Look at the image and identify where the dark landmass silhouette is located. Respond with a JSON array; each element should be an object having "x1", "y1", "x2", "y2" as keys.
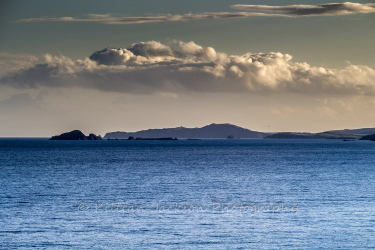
[
  {"x1": 265, "y1": 133, "x2": 314, "y2": 139},
  {"x1": 314, "y1": 131, "x2": 363, "y2": 139},
  {"x1": 104, "y1": 123, "x2": 265, "y2": 139},
  {"x1": 265, "y1": 131, "x2": 368, "y2": 139},
  {"x1": 108, "y1": 136, "x2": 177, "y2": 141},
  {"x1": 104, "y1": 124, "x2": 375, "y2": 140},
  {"x1": 50, "y1": 124, "x2": 375, "y2": 140},
  {"x1": 359, "y1": 134, "x2": 375, "y2": 141},
  {"x1": 50, "y1": 130, "x2": 102, "y2": 140},
  {"x1": 325, "y1": 127, "x2": 375, "y2": 135}
]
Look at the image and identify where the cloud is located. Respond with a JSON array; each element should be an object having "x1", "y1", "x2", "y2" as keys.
[
  {"x1": 17, "y1": 12, "x2": 291, "y2": 25},
  {"x1": 0, "y1": 93, "x2": 46, "y2": 110},
  {"x1": 1, "y1": 41, "x2": 374, "y2": 95},
  {"x1": 0, "y1": 53, "x2": 39, "y2": 77},
  {"x1": 0, "y1": 93, "x2": 33, "y2": 107},
  {"x1": 16, "y1": 2, "x2": 375, "y2": 25},
  {"x1": 231, "y1": 2, "x2": 375, "y2": 16}
]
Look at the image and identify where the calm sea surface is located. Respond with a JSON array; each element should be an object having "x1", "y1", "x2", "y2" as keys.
[{"x1": 1, "y1": 139, "x2": 375, "y2": 249}]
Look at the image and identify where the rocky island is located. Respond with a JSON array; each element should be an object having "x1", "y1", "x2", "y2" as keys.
[{"x1": 50, "y1": 130, "x2": 102, "y2": 140}]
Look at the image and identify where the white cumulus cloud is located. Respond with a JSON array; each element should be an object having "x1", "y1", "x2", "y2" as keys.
[{"x1": 1, "y1": 41, "x2": 374, "y2": 95}]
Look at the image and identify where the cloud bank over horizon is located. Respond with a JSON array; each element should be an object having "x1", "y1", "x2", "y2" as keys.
[
  {"x1": 17, "y1": 2, "x2": 375, "y2": 25},
  {"x1": 232, "y1": 2, "x2": 375, "y2": 16},
  {"x1": 1, "y1": 41, "x2": 375, "y2": 96},
  {"x1": 17, "y1": 12, "x2": 291, "y2": 25}
]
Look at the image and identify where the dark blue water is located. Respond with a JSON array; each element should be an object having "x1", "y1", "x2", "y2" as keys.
[{"x1": 1, "y1": 139, "x2": 375, "y2": 249}]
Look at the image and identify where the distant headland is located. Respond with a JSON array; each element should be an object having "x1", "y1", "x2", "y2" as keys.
[
  {"x1": 104, "y1": 123, "x2": 375, "y2": 140},
  {"x1": 104, "y1": 123, "x2": 264, "y2": 139},
  {"x1": 49, "y1": 123, "x2": 375, "y2": 141}
]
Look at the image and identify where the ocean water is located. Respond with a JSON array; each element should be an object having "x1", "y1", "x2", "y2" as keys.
[{"x1": 1, "y1": 138, "x2": 375, "y2": 249}]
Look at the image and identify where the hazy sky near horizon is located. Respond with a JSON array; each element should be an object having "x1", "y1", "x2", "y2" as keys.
[{"x1": 1, "y1": 0, "x2": 375, "y2": 136}]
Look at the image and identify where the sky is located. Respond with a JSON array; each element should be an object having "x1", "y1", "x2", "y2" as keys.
[{"x1": 0, "y1": 0, "x2": 375, "y2": 137}]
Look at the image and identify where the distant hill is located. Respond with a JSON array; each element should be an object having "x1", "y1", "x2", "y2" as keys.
[
  {"x1": 104, "y1": 123, "x2": 265, "y2": 139},
  {"x1": 359, "y1": 134, "x2": 375, "y2": 141},
  {"x1": 265, "y1": 128, "x2": 375, "y2": 139},
  {"x1": 323, "y1": 128, "x2": 375, "y2": 136},
  {"x1": 104, "y1": 124, "x2": 375, "y2": 140},
  {"x1": 314, "y1": 132, "x2": 362, "y2": 139},
  {"x1": 313, "y1": 127, "x2": 375, "y2": 139},
  {"x1": 265, "y1": 132, "x2": 365, "y2": 139}
]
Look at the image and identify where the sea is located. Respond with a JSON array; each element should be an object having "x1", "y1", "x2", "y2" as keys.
[{"x1": 1, "y1": 138, "x2": 375, "y2": 249}]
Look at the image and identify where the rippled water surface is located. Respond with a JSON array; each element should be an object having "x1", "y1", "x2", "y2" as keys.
[{"x1": 1, "y1": 139, "x2": 375, "y2": 249}]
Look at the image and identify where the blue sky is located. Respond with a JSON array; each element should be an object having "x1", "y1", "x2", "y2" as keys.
[{"x1": 0, "y1": 0, "x2": 375, "y2": 136}]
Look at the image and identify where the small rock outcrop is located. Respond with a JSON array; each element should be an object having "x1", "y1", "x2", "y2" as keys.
[
  {"x1": 50, "y1": 130, "x2": 102, "y2": 140},
  {"x1": 86, "y1": 133, "x2": 102, "y2": 140}
]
